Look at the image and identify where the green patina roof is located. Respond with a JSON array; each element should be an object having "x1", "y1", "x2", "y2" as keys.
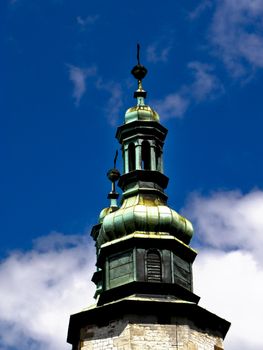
[{"x1": 97, "y1": 194, "x2": 193, "y2": 247}]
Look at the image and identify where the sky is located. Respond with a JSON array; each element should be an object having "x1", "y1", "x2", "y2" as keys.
[{"x1": 1, "y1": 0, "x2": 263, "y2": 349}]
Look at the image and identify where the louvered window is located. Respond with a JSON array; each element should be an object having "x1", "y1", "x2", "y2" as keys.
[{"x1": 146, "y1": 250, "x2": 162, "y2": 282}]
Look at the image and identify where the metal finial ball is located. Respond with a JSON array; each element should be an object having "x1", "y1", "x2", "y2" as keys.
[
  {"x1": 107, "y1": 168, "x2": 120, "y2": 182},
  {"x1": 131, "y1": 64, "x2": 148, "y2": 81}
]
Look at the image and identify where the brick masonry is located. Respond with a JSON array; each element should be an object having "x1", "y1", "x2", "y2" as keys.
[{"x1": 79, "y1": 317, "x2": 224, "y2": 350}]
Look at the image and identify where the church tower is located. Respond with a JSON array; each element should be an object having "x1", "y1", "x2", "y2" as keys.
[{"x1": 67, "y1": 48, "x2": 230, "y2": 350}]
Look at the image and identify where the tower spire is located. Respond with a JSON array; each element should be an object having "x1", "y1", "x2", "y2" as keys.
[{"x1": 67, "y1": 48, "x2": 230, "y2": 350}]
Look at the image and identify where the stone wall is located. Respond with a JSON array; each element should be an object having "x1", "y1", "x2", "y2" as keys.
[{"x1": 79, "y1": 317, "x2": 224, "y2": 350}]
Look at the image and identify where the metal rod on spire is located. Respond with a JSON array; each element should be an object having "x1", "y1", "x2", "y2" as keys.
[
  {"x1": 137, "y1": 43, "x2": 140, "y2": 65},
  {"x1": 113, "y1": 150, "x2": 118, "y2": 169},
  {"x1": 107, "y1": 153, "x2": 120, "y2": 208}
]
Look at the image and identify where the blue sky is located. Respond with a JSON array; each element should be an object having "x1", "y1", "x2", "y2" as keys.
[{"x1": 1, "y1": 1, "x2": 263, "y2": 349}]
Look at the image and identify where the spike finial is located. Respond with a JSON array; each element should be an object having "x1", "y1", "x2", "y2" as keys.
[
  {"x1": 113, "y1": 150, "x2": 118, "y2": 169},
  {"x1": 131, "y1": 44, "x2": 148, "y2": 100},
  {"x1": 106, "y1": 151, "x2": 120, "y2": 208},
  {"x1": 137, "y1": 43, "x2": 140, "y2": 65}
]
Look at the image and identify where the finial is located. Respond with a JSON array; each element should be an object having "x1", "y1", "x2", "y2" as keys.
[
  {"x1": 106, "y1": 150, "x2": 120, "y2": 208},
  {"x1": 131, "y1": 43, "x2": 148, "y2": 100},
  {"x1": 137, "y1": 43, "x2": 141, "y2": 65},
  {"x1": 113, "y1": 149, "x2": 118, "y2": 169},
  {"x1": 131, "y1": 43, "x2": 148, "y2": 81}
]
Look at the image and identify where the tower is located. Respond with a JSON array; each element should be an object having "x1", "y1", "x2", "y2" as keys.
[{"x1": 67, "y1": 49, "x2": 230, "y2": 350}]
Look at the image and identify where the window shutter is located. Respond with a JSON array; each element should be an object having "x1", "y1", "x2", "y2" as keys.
[{"x1": 147, "y1": 250, "x2": 162, "y2": 282}]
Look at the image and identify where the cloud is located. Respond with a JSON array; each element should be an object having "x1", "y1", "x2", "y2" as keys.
[
  {"x1": 96, "y1": 78, "x2": 123, "y2": 126},
  {"x1": 67, "y1": 64, "x2": 97, "y2": 106},
  {"x1": 152, "y1": 92, "x2": 189, "y2": 120},
  {"x1": 187, "y1": 61, "x2": 224, "y2": 101},
  {"x1": 66, "y1": 65, "x2": 122, "y2": 124},
  {"x1": 151, "y1": 61, "x2": 223, "y2": 119},
  {"x1": 209, "y1": 0, "x2": 263, "y2": 77},
  {"x1": 1, "y1": 190, "x2": 263, "y2": 349},
  {"x1": 184, "y1": 189, "x2": 263, "y2": 349},
  {"x1": 146, "y1": 40, "x2": 172, "y2": 63},
  {"x1": 194, "y1": 248, "x2": 263, "y2": 350},
  {"x1": 76, "y1": 15, "x2": 100, "y2": 30},
  {"x1": 188, "y1": 0, "x2": 212, "y2": 20},
  {"x1": 0, "y1": 232, "x2": 96, "y2": 350},
  {"x1": 184, "y1": 189, "x2": 263, "y2": 263}
]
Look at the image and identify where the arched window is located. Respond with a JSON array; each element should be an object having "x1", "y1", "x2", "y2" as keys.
[
  {"x1": 128, "y1": 143, "x2": 135, "y2": 171},
  {"x1": 146, "y1": 249, "x2": 162, "y2": 282},
  {"x1": 141, "y1": 141, "x2": 151, "y2": 170}
]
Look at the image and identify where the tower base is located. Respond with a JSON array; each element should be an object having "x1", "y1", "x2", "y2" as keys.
[{"x1": 67, "y1": 296, "x2": 230, "y2": 350}]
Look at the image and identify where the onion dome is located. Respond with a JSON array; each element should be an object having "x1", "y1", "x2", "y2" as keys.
[
  {"x1": 97, "y1": 194, "x2": 193, "y2": 247},
  {"x1": 125, "y1": 103, "x2": 160, "y2": 124},
  {"x1": 99, "y1": 206, "x2": 116, "y2": 224}
]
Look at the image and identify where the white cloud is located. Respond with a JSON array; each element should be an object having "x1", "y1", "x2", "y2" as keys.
[
  {"x1": 188, "y1": 0, "x2": 212, "y2": 20},
  {"x1": 1, "y1": 190, "x2": 263, "y2": 349},
  {"x1": 76, "y1": 15, "x2": 100, "y2": 30},
  {"x1": 151, "y1": 61, "x2": 222, "y2": 119},
  {"x1": 0, "y1": 232, "x2": 96, "y2": 350},
  {"x1": 210, "y1": 0, "x2": 263, "y2": 77},
  {"x1": 184, "y1": 189, "x2": 263, "y2": 349},
  {"x1": 188, "y1": 61, "x2": 224, "y2": 101},
  {"x1": 146, "y1": 41, "x2": 172, "y2": 63},
  {"x1": 66, "y1": 65, "x2": 122, "y2": 124},
  {"x1": 96, "y1": 78, "x2": 123, "y2": 126},
  {"x1": 67, "y1": 65, "x2": 97, "y2": 106},
  {"x1": 195, "y1": 249, "x2": 263, "y2": 350},
  {"x1": 184, "y1": 189, "x2": 263, "y2": 263},
  {"x1": 152, "y1": 92, "x2": 189, "y2": 120}
]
